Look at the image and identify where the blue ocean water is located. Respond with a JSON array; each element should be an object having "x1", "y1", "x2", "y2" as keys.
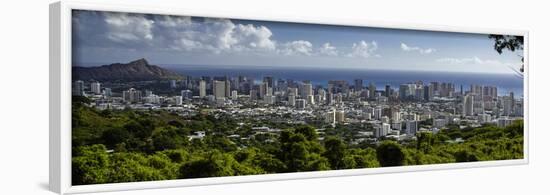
[{"x1": 165, "y1": 64, "x2": 524, "y2": 97}]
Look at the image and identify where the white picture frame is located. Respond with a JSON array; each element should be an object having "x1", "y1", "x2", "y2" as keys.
[{"x1": 50, "y1": 1, "x2": 529, "y2": 194}]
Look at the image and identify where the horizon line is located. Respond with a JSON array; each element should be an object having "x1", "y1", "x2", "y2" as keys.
[{"x1": 73, "y1": 61, "x2": 522, "y2": 76}]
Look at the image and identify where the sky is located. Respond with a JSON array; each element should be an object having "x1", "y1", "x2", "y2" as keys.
[{"x1": 72, "y1": 10, "x2": 524, "y2": 74}]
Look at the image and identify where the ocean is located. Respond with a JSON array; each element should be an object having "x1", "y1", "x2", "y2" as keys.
[{"x1": 164, "y1": 64, "x2": 524, "y2": 97}]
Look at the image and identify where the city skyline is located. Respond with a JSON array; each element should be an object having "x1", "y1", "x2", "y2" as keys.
[
  {"x1": 69, "y1": 9, "x2": 525, "y2": 186},
  {"x1": 72, "y1": 10, "x2": 524, "y2": 74}
]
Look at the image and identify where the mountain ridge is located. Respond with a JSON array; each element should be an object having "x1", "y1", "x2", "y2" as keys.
[{"x1": 73, "y1": 58, "x2": 184, "y2": 81}]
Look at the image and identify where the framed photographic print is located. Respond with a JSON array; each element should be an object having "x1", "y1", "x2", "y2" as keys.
[{"x1": 50, "y1": 1, "x2": 529, "y2": 194}]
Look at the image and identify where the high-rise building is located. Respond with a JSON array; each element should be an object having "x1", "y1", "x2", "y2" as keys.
[
  {"x1": 462, "y1": 94, "x2": 474, "y2": 116},
  {"x1": 448, "y1": 83, "x2": 456, "y2": 96},
  {"x1": 231, "y1": 90, "x2": 238, "y2": 100},
  {"x1": 73, "y1": 80, "x2": 85, "y2": 96},
  {"x1": 103, "y1": 88, "x2": 112, "y2": 97},
  {"x1": 483, "y1": 85, "x2": 498, "y2": 99},
  {"x1": 225, "y1": 79, "x2": 231, "y2": 97},
  {"x1": 315, "y1": 95, "x2": 324, "y2": 105},
  {"x1": 405, "y1": 120, "x2": 419, "y2": 135},
  {"x1": 143, "y1": 94, "x2": 161, "y2": 104},
  {"x1": 263, "y1": 76, "x2": 274, "y2": 88},
  {"x1": 182, "y1": 77, "x2": 190, "y2": 89},
  {"x1": 423, "y1": 86, "x2": 430, "y2": 101},
  {"x1": 122, "y1": 88, "x2": 142, "y2": 103},
  {"x1": 231, "y1": 77, "x2": 239, "y2": 91},
  {"x1": 250, "y1": 89, "x2": 258, "y2": 100},
  {"x1": 392, "y1": 111, "x2": 401, "y2": 123},
  {"x1": 478, "y1": 114, "x2": 492, "y2": 124},
  {"x1": 373, "y1": 107, "x2": 382, "y2": 120},
  {"x1": 385, "y1": 85, "x2": 391, "y2": 97},
  {"x1": 414, "y1": 86, "x2": 424, "y2": 100},
  {"x1": 328, "y1": 80, "x2": 349, "y2": 94},
  {"x1": 240, "y1": 81, "x2": 251, "y2": 95},
  {"x1": 259, "y1": 83, "x2": 266, "y2": 98},
  {"x1": 318, "y1": 89, "x2": 326, "y2": 102},
  {"x1": 381, "y1": 116, "x2": 390, "y2": 124},
  {"x1": 365, "y1": 107, "x2": 374, "y2": 117},
  {"x1": 399, "y1": 83, "x2": 416, "y2": 100},
  {"x1": 288, "y1": 95, "x2": 296, "y2": 106},
  {"x1": 391, "y1": 122, "x2": 402, "y2": 130},
  {"x1": 181, "y1": 90, "x2": 192, "y2": 100},
  {"x1": 216, "y1": 98, "x2": 225, "y2": 107},
  {"x1": 473, "y1": 94, "x2": 484, "y2": 114},
  {"x1": 325, "y1": 110, "x2": 335, "y2": 124},
  {"x1": 364, "y1": 112, "x2": 372, "y2": 120},
  {"x1": 470, "y1": 84, "x2": 482, "y2": 95},
  {"x1": 237, "y1": 76, "x2": 247, "y2": 92},
  {"x1": 354, "y1": 79, "x2": 363, "y2": 91},
  {"x1": 503, "y1": 96, "x2": 514, "y2": 116},
  {"x1": 301, "y1": 83, "x2": 313, "y2": 98},
  {"x1": 266, "y1": 86, "x2": 273, "y2": 96},
  {"x1": 327, "y1": 93, "x2": 334, "y2": 105},
  {"x1": 515, "y1": 97, "x2": 524, "y2": 116},
  {"x1": 213, "y1": 81, "x2": 226, "y2": 100},
  {"x1": 286, "y1": 79, "x2": 297, "y2": 89},
  {"x1": 288, "y1": 87, "x2": 298, "y2": 96},
  {"x1": 277, "y1": 79, "x2": 287, "y2": 93},
  {"x1": 144, "y1": 90, "x2": 153, "y2": 97},
  {"x1": 264, "y1": 95, "x2": 275, "y2": 104},
  {"x1": 259, "y1": 82, "x2": 268, "y2": 98},
  {"x1": 368, "y1": 83, "x2": 376, "y2": 99},
  {"x1": 296, "y1": 99, "x2": 306, "y2": 109},
  {"x1": 91, "y1": 82, "x2": 101, "y2": 95},
  {"x1": 375, "y1": 123, "x2": 391, "y2": 138},
  {"x1": 334, "y1": 93, "x2": 343, "y2": 104},
  {"x1": 335, "y1": 110, "x2": 345, "y2": 123},
  {"x1": 399, "y1": 84, "x2": 410, "y2": 100},
  {"x1": 306, "y1": 95, "x2": 315, "y2": 105},
  {"x1": 175, "y1": 96, "x2": 183, "y2": 105},
  {"x1": 440, "y1": 83, "x2": 454, "y2": 97},
  {"x1": 428, "y1": 83, "x2": 435, "y2": 100},
  {"x1": 509, "y1": 92, "x2": 515, "y2": 113},
  {"x1": 199, "y1": 80, "x2": 206, "y2": 98}
]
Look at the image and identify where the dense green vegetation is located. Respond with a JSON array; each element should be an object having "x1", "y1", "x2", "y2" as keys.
[{"x1": 72, "y1": 96, "x2": 524, "y2": 185}]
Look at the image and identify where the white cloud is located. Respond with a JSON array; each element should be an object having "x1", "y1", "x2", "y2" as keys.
[
  {"x1": 81, "y1": 12, "x2": 384, "y2": 60},
  {"x1": 318, "y1": 42, "x2": 338, "y2": 56},
  {"x1": 436, "y1": 56, "x2": 504, "y2": 65},
  {"x1": 347, "y1": 41, "x2": 378, "y2": 58},
  {"x1": 104, "y1": 13, "x2": 155, "y2": 43},
  {"x1": 232, "y1": 24, "x2": 277, "y2": 51},
  {"x1": 278, "y1": 40, "x2": 313, "y2": 56},
  {"x1": 159, "y1": 17, "x2": 277, "y2": 53},
  {"x1": 101, "y1": 13, "x2": 278, "y2": 54},
  {"x1": 155, "y1": 15, "x2": 192, "y2": 27},
  {"x1": 400, "y1": 43, "x2": 436, "y2": 54}
]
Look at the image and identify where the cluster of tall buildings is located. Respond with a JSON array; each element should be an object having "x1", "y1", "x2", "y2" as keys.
[
  {"x1": 73, "y1": 78, "x2": 523, "y2": 119},
  {"x1": 73, "y1": 73, "x2": 524, "y2": 144},
  {"x1": 72, "y1": 80, "x2": 111, "y2": 97},
  {"x1": 461, "y1": 84, "x2": 521, "y2": 117},
  {"x1": 399, "y1": 81, "x2": 457, "y2": 101},
  {"x1": 161, "y1": 77, "x2": 401, "y2": 108},
  {"x1": 324, "y1": 109, "x2": 345, "y2": 125},
  {"x1": 122, "y1": 88, "x2": 141, "y2": 103}
]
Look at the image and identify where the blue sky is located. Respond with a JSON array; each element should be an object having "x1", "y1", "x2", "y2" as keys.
[{"x1": 72, "y1": 10, "x2": 523, "y2": 74}]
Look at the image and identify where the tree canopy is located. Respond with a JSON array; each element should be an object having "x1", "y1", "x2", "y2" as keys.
[
  {"x1": 489, "y1": 34, "x2": 525, "y2": 73},
  {"x1": 72, "y1": 102, "x2": 524, "y2": 185}
]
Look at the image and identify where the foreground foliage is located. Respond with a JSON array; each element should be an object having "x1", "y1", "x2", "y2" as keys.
[{"x1": 72, "y1": 97, "x2": 523, "y2": 185}]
